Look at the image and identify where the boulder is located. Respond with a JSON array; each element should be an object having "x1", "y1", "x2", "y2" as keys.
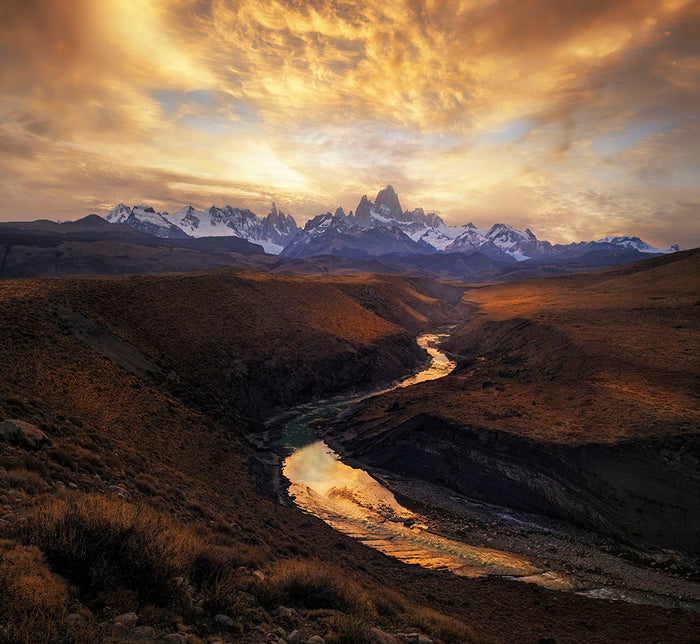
[{"x1": 0, "y1": 420, "x2": 49, "y2": 449}]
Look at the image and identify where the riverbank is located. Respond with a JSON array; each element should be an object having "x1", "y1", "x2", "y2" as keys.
[{"x1": 272, "y1": 333, "x2": 699, "y2": 610}]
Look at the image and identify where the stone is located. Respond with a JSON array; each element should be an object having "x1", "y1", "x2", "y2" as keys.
[
  {"x1": 275, "y1": 627, "x2": 286, "y2": 638},
  {"x1": 370, "y1": 628, "x2": 399, "y2": 644},
  {"x1": 0, "y1": 419, "x2": 49, "y2": 449},
  {"x1": 110, "y1": 622, "x2": 130, "y2": 638},
  {"x1": 132, "y1": 625, "x2": 156, "y2": 639},
  {"x1": 272, "y1": 605, "x2": 293, "y2": 618},
  {"x1": 307, "y1": 637, "x2": 325, "y2": 644},
  {"x1": 286, "y1": 630, "x2": 301, "y2": 644},
  {"x1": 114, "y1": 612, "x2": 139, "y2": 628},
  {"x1": 162, "y1": 635, "x2": 187, "y2": 643},
  {"x1": 214, "y1": 614, "x2": 234, "y2": 629}
]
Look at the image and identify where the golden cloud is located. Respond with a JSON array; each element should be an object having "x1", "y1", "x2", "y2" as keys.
[{"x1": 0, "y1": 0, "x2": 698, "y2": 245}]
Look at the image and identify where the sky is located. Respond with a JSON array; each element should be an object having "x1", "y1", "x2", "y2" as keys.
[{"x1": 1, "y1": 0, "x2": 698, "y2": 247}]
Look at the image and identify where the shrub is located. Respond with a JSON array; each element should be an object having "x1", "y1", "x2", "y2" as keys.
[
  {"x1": 15, "y1": 494, "x2": 197, "y2": 605},
  {"x1": 260, "y1": 559, "x2": 371, "y2": 615},
  {"x1": 0, "y1": 539, "x2": 68, "y2": 643},
  {"x1": 325, "y1": 615, "x2": 375, "y2": 644},
  {"x1": 0, "y1": 468, "x2": 49, "y2": 494},
  {"x1": 410, "y1": 606, "x2": 489, "y2": 644}
]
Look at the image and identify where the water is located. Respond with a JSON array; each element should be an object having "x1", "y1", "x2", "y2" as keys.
[
  {"x1": 280, "y1": 333, "x2": 700, "y2": 609},
  {"x1": 282, "y1": 333, "x2": 538, "y2": 577}
]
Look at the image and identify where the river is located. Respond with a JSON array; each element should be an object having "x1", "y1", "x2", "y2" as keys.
[{"x1": 278, "y1": 333, "x2": 700, "y2": 609}]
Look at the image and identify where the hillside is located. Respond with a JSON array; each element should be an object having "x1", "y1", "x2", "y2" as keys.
[
  {"x1": 1, "y1": 268, "x2": 697, "y2": 643},
  {"x1": 327, "y1": 250, "x2": 700, "y2": 552}
]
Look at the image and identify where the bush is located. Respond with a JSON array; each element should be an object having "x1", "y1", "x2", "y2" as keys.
[
  {"x1": 260, "y1": 559, "x2": 371, "y2": 615},
  {"x1": 325, "y1": 615, "x2": 375, "y2": 644},
  {"x1": 15, "y1": 494, "x2": 197, "y2": 605},
  {"x1": 411, "y1": 606, "x2": 488, "y2": 644},
  {"x1": 0, "y1": 468, "x2": 49, "y2": 494},
  {"x1": 0, "y1": 539, "x2": 68, "y2": 643}
]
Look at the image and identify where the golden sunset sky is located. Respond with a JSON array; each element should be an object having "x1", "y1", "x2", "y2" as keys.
[{"x1": 1, "y1": 0, "x2": 698, "y2": 246}]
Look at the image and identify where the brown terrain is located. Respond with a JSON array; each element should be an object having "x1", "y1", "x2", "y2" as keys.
[
  {"x1": 327, "y1": 249, "x2": 700, "y2": 553},
  {"x1": 0, "y1": 261, "x2": 698, "y2": 643}
]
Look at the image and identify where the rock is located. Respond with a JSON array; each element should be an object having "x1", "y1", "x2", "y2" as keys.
[
  {"x1": 110, "y1": 622, "x2": 130, "y2": 638},
  {"x1": 286, "y1": 630, "x2": 301, "y2": 644},
  {"x1": 132, "y1": 625, "x2": 156, "y2": 639},
  {"x1": 238, "y1": 591, "x2": 256, "y2": 605},
  {"x1": 162, "y1": 635, "x2": 187, "y2": 643},
  {"x1": 370, "y1": 628, "x2": 399, "y2": 644},
  {"x1": 307, "y1": 637, "x2": 325, "y2": 644},
  {"x1": 107, "y1": 484, "x2": 129, "y2": 498},
  {"x1": 175, "y1": 623, "x2": 190, "y2": 633},
  {"x1": 275, "y1": 627, "x2": 286, "y2": 638},
  {"x1": 214, "y1": 614, "x2": 234, "y2": 629},
  {"x1": 114, "y1": 612, "x2": 139, "y2": 628},
  {"x1": 0, "y1": 419, "x2": 49, "y2": 449},
  {"x1": 65, "y1": 613, "x2": 83, "y2": 625},
  {"x1": 272, "y1": 605, "x2": 294, "y2": 617}
]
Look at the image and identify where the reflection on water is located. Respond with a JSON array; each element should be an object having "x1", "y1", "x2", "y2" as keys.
[
  {"x1": 284, "y1": 441, "x2": 538, "y2": 577},
  {"x1": 283, "y1": 333, "x2": 538, "y2": 578}
]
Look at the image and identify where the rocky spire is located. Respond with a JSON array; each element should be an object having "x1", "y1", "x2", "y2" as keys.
[
  {"x1": 375, "y1": 185, "x2": 403, "y2": 217},
  {"x1": 355, "y1": 195, "x2": 372, "y2": 223}
]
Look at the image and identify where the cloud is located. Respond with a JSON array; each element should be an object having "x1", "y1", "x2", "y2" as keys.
[{"x1": 0, "y1": 0, "x2": 698, "y2": 247}]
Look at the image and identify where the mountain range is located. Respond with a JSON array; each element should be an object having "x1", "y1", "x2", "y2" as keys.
[{"x1": 106, "y1": 186, "x2": 678, "y2": 263}]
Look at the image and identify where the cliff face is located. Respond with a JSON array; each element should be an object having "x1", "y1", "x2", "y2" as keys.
[{"x1": 335, "y1": 412, "x2": 700, "y2": 552}]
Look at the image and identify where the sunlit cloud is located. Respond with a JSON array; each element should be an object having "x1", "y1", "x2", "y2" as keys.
[{"x1": 0, "y1": 0, "x2": 698, "y2": 246}]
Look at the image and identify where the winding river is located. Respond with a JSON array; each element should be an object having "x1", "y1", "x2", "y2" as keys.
[{"x1": 279, "y1": 333, "x2": 700, "y2": 609}]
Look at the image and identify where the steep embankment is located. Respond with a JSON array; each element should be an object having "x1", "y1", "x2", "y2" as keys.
[
  {"x1": 330, "y1": 249, "x2": 700, "y2": 552},
  {"x1": 25, "y1": 270, "x2": 463, "y2": 419}
]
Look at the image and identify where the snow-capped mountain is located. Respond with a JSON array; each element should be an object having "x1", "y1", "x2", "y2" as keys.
[
  {"x1": 282, "y1": 186, "x2": 543, "y2": 261},
  {"x1": 283, "y1": 186, "x2": 448, "y2": 258},
  {"x1": 106, "y1": 188, "x2": 679, "y2": 262},
  {"x1": 164, "y1": 202, "x2": 298, "y2": 254},
  {"x1": 593, "y1": 236, "x2": 679, "y2": 255},
  {"x1": 105, "y1": 202, "x2": 299, "y2": 254},
  {"x1": 106, "y1": 204, "x2": 189, "y2": 239},
  {"x1": 283, "y1": 186, "x2": 679, "y2": 262}
]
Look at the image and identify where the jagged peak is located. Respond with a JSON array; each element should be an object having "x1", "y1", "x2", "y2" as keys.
[
  {"x1": 375, "y1": 185, "x2": 402, "y2": 215},
  {"x1": 334, "y1": 207, "x2": 346, "y2": 218},
  {"x1": 355, "y1": 195, "x2": 372, "y2": 222}
]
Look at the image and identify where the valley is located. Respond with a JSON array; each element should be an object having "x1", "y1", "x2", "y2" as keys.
[{"x1": 0, "y1": 252, "x2": 698, "y2": 643}]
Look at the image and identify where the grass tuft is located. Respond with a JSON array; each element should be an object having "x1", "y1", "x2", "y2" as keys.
[
  {"x1": 15, "y1": 494, "x2": 197, "y2": 605},
  {"x1": 259, "y1": 559, "x2": 372, "y2": 615}
]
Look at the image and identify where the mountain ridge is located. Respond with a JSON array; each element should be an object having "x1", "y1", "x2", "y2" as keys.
[{"x1": 96, "y1": 185, "x2": 678, "y2": 261}]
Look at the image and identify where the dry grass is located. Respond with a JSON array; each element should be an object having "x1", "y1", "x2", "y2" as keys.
[
  {"x1": 15, "y1": 494, "x2": 197, "y2": 604},
  {"x1": 325, "y1": 615, "x2": 376, "y2": 644},
  {"x1": 411, "y1": 606, "x2": 494, "y2": 644},
  {"x1": 259, "y1": 559, "x2": 372, "y2": 615},
  {"x1": 0, "y1": 467, "x2": 49, "y2": 494},
  {"x1": 0, "y1": 538, "x2": 100, "y2": 644}
]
